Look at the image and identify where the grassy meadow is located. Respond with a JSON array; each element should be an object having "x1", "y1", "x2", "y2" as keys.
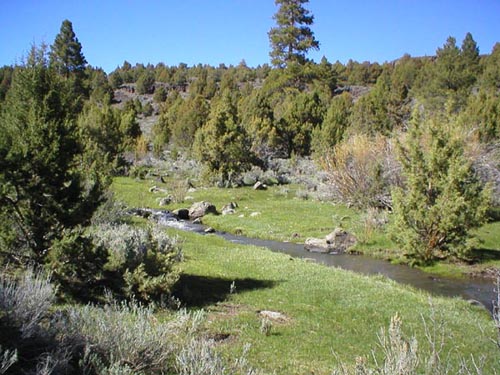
[
  {"x1": 112, "y1": 176, "x2": 500, "y2": 373},
  {"x1": 112, "y1": 176, "x2": 500, "y2": 277}
]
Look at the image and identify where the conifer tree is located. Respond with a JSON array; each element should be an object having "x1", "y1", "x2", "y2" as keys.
[
  {"x1": 390, "y1": 112, "x2": 490, "y2": 264},
  {"x1": 0, "y1": 46, "x2": 105, "y2": 264},
  {"x1": 49, "y1": 19, "x2": 87, "y2": 78},
  {"x1": 193, "y1": 90, "x2": 253, "y2": 183},
  {"x1": 268, "y1": 0, "x2": 319, "y2": 68}
]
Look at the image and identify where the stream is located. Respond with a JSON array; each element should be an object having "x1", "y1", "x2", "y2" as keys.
[{"x1": 144, "y1": 209, "x2": 496, "y2": 311}]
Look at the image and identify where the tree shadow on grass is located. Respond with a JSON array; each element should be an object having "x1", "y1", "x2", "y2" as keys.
[
  {"x1": 470, "y1": 248, "x2": 500, "y2": 264},
  {"x1": 173, "y1": 274, "x2": 278, "y2": 308}
]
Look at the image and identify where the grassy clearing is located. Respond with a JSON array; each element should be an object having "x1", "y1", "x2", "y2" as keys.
[
  {"x1": 112, "y1": 176, "x2": 500, "y2": 277},
  {"x1": 110, "y1": 177, "x2": 500, "y2": 373},
  {"x1": 166, "y1": 228, "x2": 499, "y2": 374}
]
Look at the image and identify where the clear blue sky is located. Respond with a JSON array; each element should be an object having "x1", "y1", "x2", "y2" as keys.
[{"x1": 1, "y1": 0, "x2": 499, "y2": 73}]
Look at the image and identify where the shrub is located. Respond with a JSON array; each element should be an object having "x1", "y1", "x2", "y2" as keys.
[
  {"x1": 90, "y1": 224, "x2": 182, "y2": 301},
  {"x1": 318, "y1": 133, "x2": 402, "y2": 209},
  {"x1": 0, "y1": 268, "x2": 55, "y2": 339},
  {"x1": 66, "y1": 301, "x2": 195, "y2": 374},
  {"x1": 390, "y1": 115, "x2": 491, "y2": 264},
  {"x1": 176, "y1": 340, "x2": 259, "y2": 375}
]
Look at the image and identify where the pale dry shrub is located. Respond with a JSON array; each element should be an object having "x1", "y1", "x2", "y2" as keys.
[
  {"x1": 67, "y1": 302, "x2": 203, "y2": 374},
  {"x1": 169, "y1": 178, "x2": 189, "y2": 203},
  {"x1": 318, "y1": 134, "x2": 402, "y2": 209},
  {"x1": 331, "y1": 309, "x2": 495, "y2": 375},
  {"x1": 0, "y1": 346, "x2": 17, "y2": 374},
  {"x1": 0, "y1": 268, "x2": 55, "y2": 339},
  {"x1": 176, "y1": 340, "x2": 259, "y2": 375}
]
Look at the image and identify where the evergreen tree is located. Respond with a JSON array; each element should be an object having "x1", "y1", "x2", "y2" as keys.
[
  {"x1": 193, "y1": 91, "x2": 253, "y2": 183},
  {"x1": 136, "y1": 70, "x2": 156, "y2": 94},
  {"x1": 276, "y1": 90, "x2": 325, "y2": 156},
  {"x1": 0, "y1": 46, "x2": 105, "y2": 264},
  {"x1": 390, "y1": 112, "x2": 490, "y2": 264},
  {"x1": 49, "y1": 20, "x2": 87, "y2": 77},
  {"x1": 311, "y1": 92, "x2": 353, "y2": 155},
  {"x1": 268, "y1": 0, "x2": 319, "y2": 68},
  {"x1": 481, "y1": 43, "x2": 500, "y2": 90},
  {"x1": 49, "y1": 19, "x2": 88, "y2": 112}
]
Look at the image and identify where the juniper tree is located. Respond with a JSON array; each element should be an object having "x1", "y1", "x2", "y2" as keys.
[
  {"x1": 0, "y1": 46, "x2": 105, "y2": 265},
  {"x1": 390, "y1": 112, "x2": 490, "y2": 264},
  {"x1": 193, "y1": 90, "x2": 253, "y2": 183}
]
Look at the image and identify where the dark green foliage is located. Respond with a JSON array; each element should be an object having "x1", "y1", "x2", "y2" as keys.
[
  {"x1": 240, "y1": 89, "x2": 277, "y2": 162},
  {"x1": 461, "y1": 90, "x2": 500, "y2": 142},
  {"x1": 193, "y1": 91, "x2": 253, "y2": 183},
  {"x1": 480, "y1": 42, "x2": 500, "y2": 90},
  {"x1": 275, "y1": 90, "x2": 325, "y2": 156},
  {"x1": 136, "y1": 70, "x2": 156, "y2": 94},
  {"x1": 172, "y1": 94, "x2": 210, "y2": 148},
  {"x1": 0, "y1": 46, "x2": 106, "y2": 265},
  {"x1": 108, "y1": 70, "x2": 123, "y2": 89},
  {"x1": 153, "y1": 85, "x2": 168, "y2": 103},
  {"x1": 390, "y1": 113, "x2": 491, "y2": 264},
  {"x1": 77, "y1": 101, "x2": 130, "y2": 174},
  {"x1": 311, "y1": 92, "x2": 353, "y2": 155},
  {"x1": 0, "y1": 66, "x2": 13, "y2": 103},
  {"x1": 87, "y1": 67, "x2": 113, "y2": 104},
  {"x1": 49, "y1": 20, "x2": 87, "y2": 77},
  {"x1": 49, "y1": 20, "x2": 88, "y2": 111},
  {"x1": 269, "y1": 0, "x2": 319, "y2": 68}
]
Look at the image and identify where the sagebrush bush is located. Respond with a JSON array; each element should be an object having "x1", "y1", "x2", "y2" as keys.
[
  {"x1": 66, "y1": 301, "x2": 191, "y2": 373},
  {"x1": 318, "y1": 133, "x2": 402, "y2": 209},
  {"x1": 0, "y1": 268, "x2": 55, "y2": 339},
  {"x1": 91, "y1": 223, "x2": 182, "y2": 301},
  {"x1": 176, "y1": 340, "x2": 259, "y2": 375}
]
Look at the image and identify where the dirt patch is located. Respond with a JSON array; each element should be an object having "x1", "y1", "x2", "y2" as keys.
[{"x1": 207, "y1": 302, "x2": 249, "y2": 321}]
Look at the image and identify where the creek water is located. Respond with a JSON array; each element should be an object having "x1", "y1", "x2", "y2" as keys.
[{"x1": 146, "y1": 209, "x2": 496, "y2": 311}]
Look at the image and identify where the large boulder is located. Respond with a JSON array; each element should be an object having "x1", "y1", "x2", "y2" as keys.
[
  {"x1": 253, "y1": 181, "x2": 267, "y2": 190},
  {"x1": 304, "y1": 238, "x2": 332, "y2": 253},
  {"x1": 305, "y1": 228, "x2": 356, "y2": 254},
  {"x1": 325, "y1": 228, "x2": 357, "y2": 254},
  {"x1": 188, "y1": 201, "x2": 217, "y2": 220}
]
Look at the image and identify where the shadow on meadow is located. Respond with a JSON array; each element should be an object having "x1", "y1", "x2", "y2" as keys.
[{"x1": 173, "y1": 274, "x2": 277, "y2": 308}]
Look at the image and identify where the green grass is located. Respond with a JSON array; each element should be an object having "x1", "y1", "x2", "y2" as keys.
[
  {"x1": 111, "y1": 176, "x2": 500, "y2": 278},
  {"x1": 167, "y1": 228, "x2": 499, "y2": 374}
]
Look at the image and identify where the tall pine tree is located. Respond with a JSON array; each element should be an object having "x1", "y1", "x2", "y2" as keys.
[{"x1": 268, "y1": 0, "x2": 319, "y2": 68}]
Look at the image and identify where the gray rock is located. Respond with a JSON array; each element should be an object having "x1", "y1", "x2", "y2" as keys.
[
  {"x1": 304, "y1": 238, "x2": 332, "y2": 253},
  {"x1": 173, "y1": 208, "x2": 189, "y2": 220},
  {"x1": 221, "y1": 202, "x2": 238, "y2": 215},
  {"x1": 325, "y1": 228, "x2": 357, "y2": 253},
  {"x1": 188, "y1": 201, "x2": 217, "y2": 219},
  {"x1": 253, "y1": 181, "x2": 267, "y2": 190},
  {"x1": 157, "y1": 196, "x2": 172, "y2": 206},
  {"x1": 204, "y1": 227, "x2": 215, "y2": 233},
  {"x1": 192, "y1": 218, "x2": 202, "y2": 224}
]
